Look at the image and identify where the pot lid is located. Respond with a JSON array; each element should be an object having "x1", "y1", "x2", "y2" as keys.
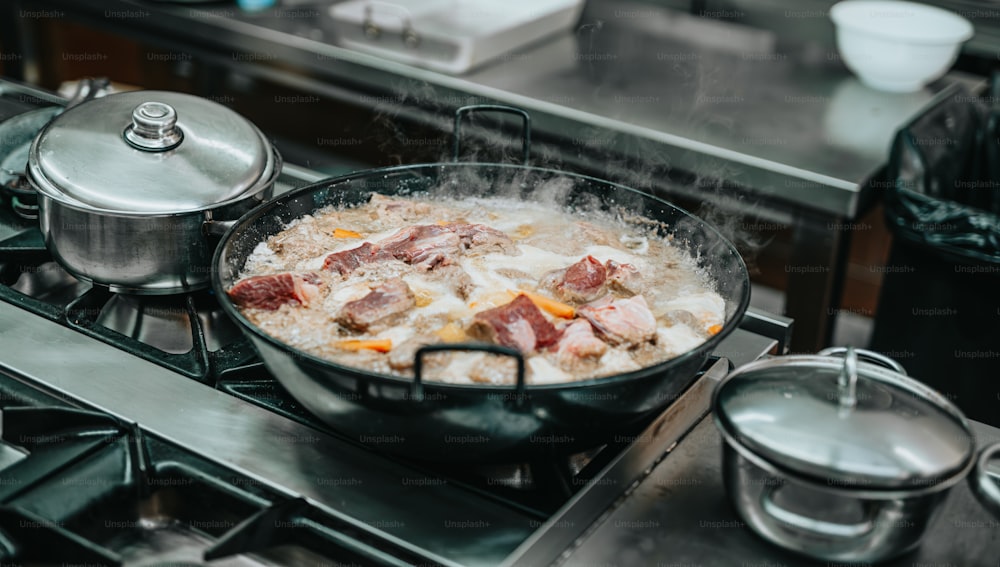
[
  {"x1": 28, "y1": 90, "x2": 275, "y2": 214},
  {"x1": 713, "y1": 347, "x2": 975, "y2": 490}
]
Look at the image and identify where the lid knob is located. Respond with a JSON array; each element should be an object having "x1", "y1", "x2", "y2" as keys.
[
  {"x1": 838, "y1": 346, "x2": 858, "y2": 415},
  {"x1": 123, "y1": 102, "x2": 183, "y2": 151}
]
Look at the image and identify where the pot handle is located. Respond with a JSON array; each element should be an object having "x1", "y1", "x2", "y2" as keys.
[
  {"x1": 818, "y1": 346, "x2": 908, "y2": 375},
  {"x1": 203, "y1": 219, "x2": 239, "y2": 238},
  {"x1": 969, "y1": 442, "x2": 1000, "y2": 520},
  {"x1": 761, "y1": 484, "x2": 876, "y2": 539},
  {"x1": 413, "y1": 343, "x2": 527, "y2": 405},
  {"x1": 453, "y1": 105, "x2": 531, "y2": 165}
]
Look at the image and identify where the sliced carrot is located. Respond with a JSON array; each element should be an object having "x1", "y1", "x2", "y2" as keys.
[
  {"x1": 334, "y1": 339, "x2": 392, "y2": 352},
  {"x1": 333, "y1": 228, "x2": 362, "y2": 238},
  {"x1": 516, "y1": 290, "x2": 575, "y2": 319},
  {"x1": 708, "y1": 324, "x2": 723, "y2": 336}
]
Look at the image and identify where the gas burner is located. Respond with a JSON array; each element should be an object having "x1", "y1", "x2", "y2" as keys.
[
  {"x1": 0, "y1": 239, "x2": 258, "y2": 381},
  {"x1": 0, "y1": 243, "x2": 258, "y2": 381},
  {"x1": 63, "y1": 286, "x2": 259, "y2": 381},
  {"x1": 96, "y1": 292, "x2": 244, "y2": 355},
  {"x1": 7, "y1": 259, "x2": 89, "y2": 304}
]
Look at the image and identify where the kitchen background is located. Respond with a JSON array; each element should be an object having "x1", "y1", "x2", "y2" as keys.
[
  {"x1": 0, "y1": 0, "x2": 1000, "y2": 564},
  {"x1": 6, "y1": 0, "x2": 1000, "y2": 350}
]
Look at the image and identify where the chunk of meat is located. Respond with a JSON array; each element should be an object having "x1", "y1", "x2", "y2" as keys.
[
  {"x1": 388, "y1": 335, "x2": 437, "y2": 371},
  {"x1": 542, "y1": 256, "x2": 607, "y2": 303},
  {"x1": 228, "y1": 272, "x2": 323, "y2": 311},
  {"x1": 322, "y1": 242, "x2": 380, "y2": 275},
  {"x1": 556, "y1": 320, "x2": 607, "y2": 369},
  {"x1": 336, "y1": 279, "x2": 416, "y2": 332},
  {"x1": 370, "y1": 194, "x2": 433, "y2": 222},
  {"x1": 469, "y1": 355, "x2": 519, "y2": 384},
  {"x1": 605, "y1": 259, "x2": 640, "y2": 295},
  {"x1": 443, "y1": 222, "x2": 518, "y2": 255},
  {"x1": 578, "y1": 295, "x2": 657, "y2": 346},
  {"x1": 269, "y1": 224, "x2": 328, "y2": 259},
  {"x1": 427, "y1": 264, "x2": 474, "y2": 300},
  {"x1": 378, "y1": 225, "x2": 461, "y2": 269},
  {"x1": 467, "y1": 294, "x2": 561, "y2": 353}
]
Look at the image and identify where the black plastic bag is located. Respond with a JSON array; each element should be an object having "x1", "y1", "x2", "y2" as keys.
[
  {"x1": 885, "y1": 84, "x2": 1000, "y2": 265},
  {"x1": 873, "y1": 82, "x2": 1000, "y2": 427}
]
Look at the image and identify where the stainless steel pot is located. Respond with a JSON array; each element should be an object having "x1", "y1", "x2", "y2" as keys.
[
  {"x1": 712, "y1": 347, "x2": 979, "y2": 563},
  {"x1": 26, "y1": 90, "x2": 280, "y2": 294},
  {"x1": 970, "y1": 442, "x2": 1000, "y2": 520}
]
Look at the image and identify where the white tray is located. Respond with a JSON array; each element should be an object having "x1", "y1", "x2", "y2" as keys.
[{"x1": 328, "y1": 0, "x2": 584, "y2": 74}]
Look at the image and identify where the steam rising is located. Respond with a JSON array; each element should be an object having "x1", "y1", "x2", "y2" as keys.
[{"x1": 354, "y1": 11, "x2": 776, "y2": 280}]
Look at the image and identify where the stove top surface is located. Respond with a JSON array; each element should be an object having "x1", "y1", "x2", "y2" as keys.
[{"x1": 0, "y1": 78, "x2": 784, "y2": 566}]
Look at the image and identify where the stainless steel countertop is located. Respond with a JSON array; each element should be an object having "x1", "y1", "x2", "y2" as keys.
[
  {"x1": 565, "y1": 413, "x2": 1000, "y2": 566},
  {"x1": 18, "y1": 0, "x2": 986, "y2": 218}
]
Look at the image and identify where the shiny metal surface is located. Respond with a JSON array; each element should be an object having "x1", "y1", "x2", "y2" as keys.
[
  {"x1": 740, "y1": 307, "x2": 793, "y2": 355},
  {"x1": 819, "y1": 345, "x2": 908, "y2": 375},
  {"x1": 60, "y1": 0, "x2": 977, "y2": 218},
  {"x1": 34, "y1": 173, "x2": 275, "y2": 295},
  {"x1": 29, "y1": 90, "x2": 274, "y2": 214},
  {"x1": 4, "y1": 0, "x2": 989, "y2": 355},
  {"x1": 502, "y1": 357, "x2": 732, "y2": 567},
  {"x1": 96, "y1": 293, "x2": 243, "y2": 354},
  {"x1": 23, "y1": 89, "x2": 283, "y2": 294},
  {"x1": 0, "y1": 300, "x2": 528, "y2": 567},
  {"x1": 566, "y1": 416, "x2": 1000, "y2": 567},
  {"x1": 0, "y1": 300, "x2": 780, "y2": 567},
  {"x1": 714, "y1": 353, "x2": 975, "y2": 489},
  {"x1": 0, "y1": 296, "x2": 777, "y2": 566},
  {"x1": 970, "y1": 442, "x2": 1000, "y2": 520},
  {"x1": 720, "y1": 424, "x2": 963, "y2": 564},
  {"x1": 123, "y1": 101, "x2": 184, "y2": 152},
  {"x1": 506, "y1": 326, "x2": 777, "y2": 567}
]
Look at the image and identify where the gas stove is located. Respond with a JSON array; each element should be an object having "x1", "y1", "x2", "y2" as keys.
[{"x1": 0, "y1": 79, "x2": 788, "y2": 566}]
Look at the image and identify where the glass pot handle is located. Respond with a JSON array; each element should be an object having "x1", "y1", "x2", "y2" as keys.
[
  {"x1": 818, "y1": 346, "x2": 908, "y2": 375},
  {"x1": 970, "y1": 442, "x2": 1000, "y2": 520},
  {"x1": 761, "y1": 484, "x2": 876, "y2": 539}
]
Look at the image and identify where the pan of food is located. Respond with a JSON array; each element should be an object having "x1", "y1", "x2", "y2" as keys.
[{"x1": 212, "y1": 106, "x2": 750, "y2": 462}]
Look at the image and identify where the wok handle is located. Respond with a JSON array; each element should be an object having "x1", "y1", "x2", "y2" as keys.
[
  {"x1": 818, "y1": 346, "x2": 908, "y2": 375},
  {"x1": 453, "y1": 105, "x2": 531, "y2": 165},
  {"x1": 761, "y1": 484, "x2": 876, "y2": 539},
  {"x1": 413, "y1": 343, "x2": 527, "y2": 404},
  {"x1": 970, "y1": 442, "x2": 1000, "y2": 520}
]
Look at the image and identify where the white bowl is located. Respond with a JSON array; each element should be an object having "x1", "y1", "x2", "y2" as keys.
[{"x1": 830, "y1": 0, "x2": 973, "y2": 92}]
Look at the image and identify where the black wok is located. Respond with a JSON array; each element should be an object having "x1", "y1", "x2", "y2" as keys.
[{"x1": 212, "y1": 160, "x2": 750, "y2": 462}]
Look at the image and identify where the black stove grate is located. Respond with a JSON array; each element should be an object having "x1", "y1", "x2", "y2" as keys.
[
  {"x1": 0, "y1": 405, "x2": 442, "y2": 566},
  {"x1": 0, "y1": 223, "x2": 258, "y2": 383}
]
